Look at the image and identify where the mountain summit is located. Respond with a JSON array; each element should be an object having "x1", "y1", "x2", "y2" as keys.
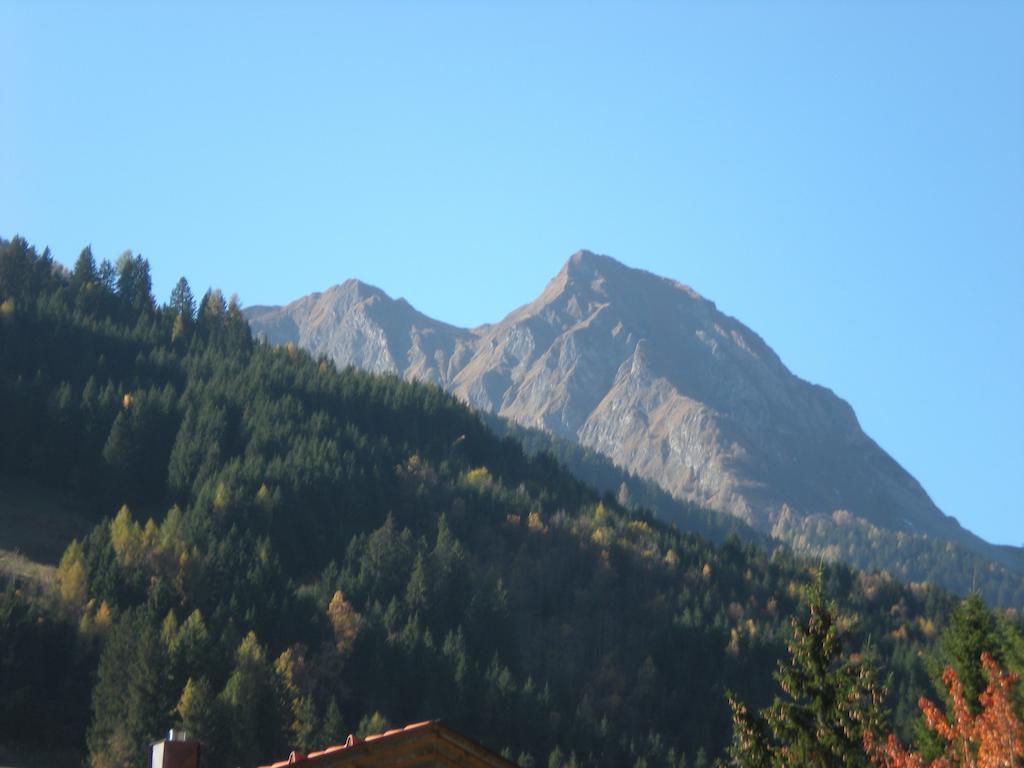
[
  {"x1": 449, "y1": 252, "x2": 938, "y2": 534},
  {"x1": 246, "y1": 278, "x2": 475, "y2": 385},
  {"x1": 246, "y1": 251, "x2": 1022, "y2": 589}
]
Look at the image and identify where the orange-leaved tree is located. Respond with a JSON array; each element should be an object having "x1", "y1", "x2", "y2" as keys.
[{"x1": 864, "y1": 653, "x2": 1022, "y2": 768}]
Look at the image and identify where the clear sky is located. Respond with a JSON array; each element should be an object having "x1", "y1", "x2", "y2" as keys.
[{"x1": 3, "y1": 1, "x2": 1022, "y2": 546}]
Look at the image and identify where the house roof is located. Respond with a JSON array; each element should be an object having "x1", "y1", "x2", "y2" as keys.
[{"x1": 256, "y1": 720, "x2": 517, "y2": 768}]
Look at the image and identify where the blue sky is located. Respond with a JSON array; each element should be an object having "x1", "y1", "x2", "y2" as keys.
[{"x1": 3, "y1": 2, "x2": 1022, "y2": 546}]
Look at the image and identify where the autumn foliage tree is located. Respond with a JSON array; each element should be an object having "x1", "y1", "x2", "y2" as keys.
[{"x1": 864, "y1": 653, "x2": 1022, "y2": 768}]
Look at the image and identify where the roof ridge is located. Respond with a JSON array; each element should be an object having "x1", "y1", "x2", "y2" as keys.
[{"x1": 257, "y1": 721, "x2": 441, "y2": 768}]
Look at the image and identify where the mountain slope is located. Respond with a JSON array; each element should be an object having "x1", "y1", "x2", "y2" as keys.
[
  {"x1": 246, "y1": 250, "x2": 1024, "y2": 604},
  {"x1": 2, "y1": 235, "x2": 965, "y2": 767}
]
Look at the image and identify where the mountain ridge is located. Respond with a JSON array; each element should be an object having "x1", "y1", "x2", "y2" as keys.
[{"x1": 244, "y1": 250, "x2": 1024, "y2": 593}]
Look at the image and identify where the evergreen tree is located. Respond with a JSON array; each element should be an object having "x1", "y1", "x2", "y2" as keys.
[
  {"x1": 169, "y1": 276, "x2": 196, "y2": 321},
  {"x1": 196, "y1": 288, "x2": 226, "y2": 341},
  {"x1": 217, "y1": 632, "x2": 288, "y2": 768},
  {"x1": 176, "y1": 677, "x2": 218, "y2": 749},
  {"x1": 356, "y1": 711, "x2": 391, "y2": 738},
  {"x1": 274, "y1": 645, "x2": 320, "y2": 753},
  {"x1": 70, "y1": 246, "x2": 98, "y2": 294},
  {"x1": 115, "y1": 251, "x2": 155, "y2": 314},
  {"x1": 88, "y1": 610, "x2": 174, "y2": 768},
  {"x1": 725, "y1": 579, "x2": 885, "y2": 767},
  {"x1": 97, "y1": 258, "x2": 117, "y2": 293},
  {"x1": 319, "y1": 697, "x2": 346, "y2": 747},
  {"x1": 225, "y1": 293, "x2": 251, "y2": 348},
  {"x1": 0, "y1": 236, "x2": 56, "y2": 303},
  {"x1": 938, "y1": 593, "x2": 1001, "y2": 715},
  {"x1": 405, "y1": 551, "x2": 430, "y2": 615}
]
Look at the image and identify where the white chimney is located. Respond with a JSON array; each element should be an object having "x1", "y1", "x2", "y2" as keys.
[{"x1": 151, "y1": 730, "x2": 201, "y2": 768}]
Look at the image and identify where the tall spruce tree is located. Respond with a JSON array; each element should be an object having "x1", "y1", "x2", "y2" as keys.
[
  {"x1": 725, "y1": 577, "x2": 885, "y2": 767},
  {"x1": 70, "y1": 246, "x2": 98, "y2": 294},
  {"x1": 88, "y1": 609, "x2": 175, "y2": 768},
  {"x1": 114, "y1": 251, "x2": 154, "y2": 314},
  {"x1": 938, "y1": 593, "x2": 1001, "y2": 715},
  {"x1": 168, "y1": 276, "x2": 196, "y2": 321}
]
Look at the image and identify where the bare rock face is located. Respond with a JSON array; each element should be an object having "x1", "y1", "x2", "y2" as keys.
[
  {"x1": 246, "y1": 280, "x2": 475, "y2": 387},
  {"x1": 245, "y1": 251, "x2": 1012, "y2": 569}
]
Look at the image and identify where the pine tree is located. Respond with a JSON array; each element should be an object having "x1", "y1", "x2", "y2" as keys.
[
  {"x1": 176, "y1": 677, "x2": 218, "y2": 747},
  {"x1": 938, "y1": 594, "x2": 1001, "y2": 716},
  {"x1": 70, "y1": 246, "x2": 97, "y2": 295},
  {"x1": 169, "y1": 610, "x2": 212, "y2": 682},
  {"x1": 356, "y1": 711, "x2": 390, "y2": 738},
  {"x1": 725, "y1": 695, "x2": 772, "y2": 768},
  {"x1": 115, "y1": 251, "x2": 154, "y2": 314},
  {"x1": 405, "y1": 551, "x2": 430, "y2": 615},
  {"x1": 725, "y1": 578, "x2": 885, "y2": 767},
  {"x1": 197, "y1": 289, "x2": 226, "y2": 341},
  {"x1": 274, "y1": 646, "x2": 321, "y2": 753},
  {"x1": 319, "y1": 697, "x2": 346, "y2": 747},
  {"x1": 168, "y1": 277, "x2": 196, "y2": 321},
  {"x1": 218, "y1": 632, "x2": 288, "y2": 768},
  {"x1": 88, "y1": 610, "x2": 174, "y2": 768},
  {"x1": 225, "y1": 294, "x2": 251, "y2": 348}
]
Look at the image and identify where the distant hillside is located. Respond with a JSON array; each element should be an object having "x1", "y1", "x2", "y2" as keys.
[
  {"x1": 246, "y1": 250, "x2": 1024, "y2": 608},
  {"x1": 478, "y1": 412, "x2": 766, "y2": 548}
]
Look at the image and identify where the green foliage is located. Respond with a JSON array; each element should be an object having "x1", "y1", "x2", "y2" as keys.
[
  {"x1": 939, "y1": 594, "x2": 1002, "y2": 713},
  {"x1": 2, "y1": 237, "x2": 1021, "y2": 768},
  {"x1": 0, "y1": 584, "x2": 92, "y2": 748},
  {"x1": 175, "y1": 677, "x2": 217, "y2": 753},
  {"x1": 319, "y1": 697, "x2": 346, "y2": 746},
  {"x1": 769, "y1": 509, "x2": 1024, "y2": 611},
  {"x1": 168, "y1": 277, "x2": 195, "y2": 323},
  {"x1": 725, "y1": 579, "x2": 886, "y2": 767},
  {"x1": 115, "y1": 251, "x2": 155, "y2": 315},
  {"x1": 218, "y1": 632, "x2": 288, "y2": 768},
  {"x1": 356, "y1": 711, "x2": 391, "y2": 738},
  {"x1": 88, "y1": 609, "x2": 175, "y2": 768},
  {"x1": 486, "y1": 415, "x2": 1024, "y2": 612}
]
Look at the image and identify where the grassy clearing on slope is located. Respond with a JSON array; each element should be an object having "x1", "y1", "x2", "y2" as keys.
[
  {"x1": 0, "y1": 550, "x2": 55, "y2": 587},
  {"x1": 0, "y1": 479, "x2": 93, "y2": 585}
]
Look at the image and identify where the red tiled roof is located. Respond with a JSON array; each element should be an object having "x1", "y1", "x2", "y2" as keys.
[{"x1": 257, "y1": 720, "x2": 513, "y2": 768}]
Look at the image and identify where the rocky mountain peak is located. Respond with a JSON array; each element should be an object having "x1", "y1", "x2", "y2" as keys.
[
  {"x1": 245, "y1": 250, "x2": 1021, "y2": 585},
  {"x1": 548, "y1": 251, "x2": 717, "y2": 332},
  {"x1": 303, "y1": 277, "x2": 404, "y2": 306},
  {"x1": 563, "y1": 248, "x2": 620, "y2": 277}
]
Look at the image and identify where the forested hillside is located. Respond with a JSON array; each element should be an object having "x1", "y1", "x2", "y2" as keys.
[
  {"x1": 483, "y1": 415, "x2": 1024, "y2": 611},
  {"x1": 245, "y1": 254, "x2": 1024, "y2": 611},
  {"x1": 479, "y1": 413, "x2": 765, "y2": 548},
  {"x1": 1, "y1": 237, "x2": 1021, "y2": 768}
]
